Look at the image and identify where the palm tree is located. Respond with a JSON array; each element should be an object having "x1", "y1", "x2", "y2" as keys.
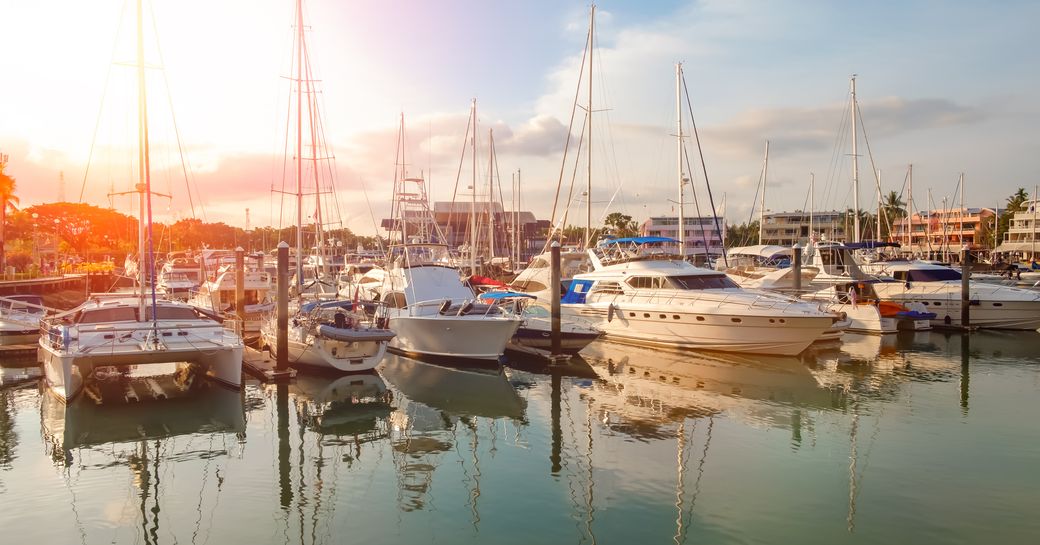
[
  {"x1": 1006, "y1": 187, "x2": 1030, "y2": 212},
  {"x1": 0, "y1": 168, "x2": 19, "y2": 272}
]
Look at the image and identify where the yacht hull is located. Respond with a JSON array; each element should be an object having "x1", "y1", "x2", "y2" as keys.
[
  {"x1": 563, "y1": 304, "x2": 832, "y2": 356},
  {"x1": 872, "y1": 284, "x2": 1040, "y2": 330},
  {"x1": 387, "y1": 315, "x2": 520, "y2": 361},
  {"x1": 262, "y1": 326, "x2": 389, "y2": 374}
]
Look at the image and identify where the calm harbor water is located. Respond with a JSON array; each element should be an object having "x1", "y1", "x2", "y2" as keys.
[{"x1": 2, "y1": 330, "x2": 1039, "y2": 544}]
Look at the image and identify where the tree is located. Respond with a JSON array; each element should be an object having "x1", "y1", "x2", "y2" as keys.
[
  {"x1": 997, "y1": 187, "x2": 1031, "y2": 245},
  {"x1": 0, "y1": 166, "x2": 19, "y2": 271},
  {"x1": 603, "y1": 212, "x2": 638, "y2": 237}
]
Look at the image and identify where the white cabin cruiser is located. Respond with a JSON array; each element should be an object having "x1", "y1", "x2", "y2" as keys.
[
  {"x1": 0, "y1": 295, "x2": 46, "y2": 345},
  {"x1": 560, "y1": 237, "x2": 837, "y2": 356},
  {"x1": 718, "y1": 245, "x2": 818, "y2": 290},
  {"x1": 869, "y1": 261, "x2": 1040, "y2": 329},
  {"x1": 39, "y1": 294, "x2": 243, "y2": 401},
  {"x1": 261, "y1": 299, "x2": 395, "y2": 373},
  {"x1": 357, "y1": 243, "x2": 522, "y2": 363},
  {"x1": 189, "y1": 263, "x2": 274, "y2": 337},
  {"x1": 509, "y1": 248, "x2": 590, "y2": 302}
]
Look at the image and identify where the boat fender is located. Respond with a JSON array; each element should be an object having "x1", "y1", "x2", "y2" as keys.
[
  {"x1": 439, "y1": 300, "x2": 452, "y2": 315},
  {"x1": 944, "y1": 315, "x2": 952, "y2": 325},
  {"x1": 457, "y1": 301, "x2": 474, "y2": 316},
  {"x1": 607, "y1": 304, "x2": 615, "y2": 322}
]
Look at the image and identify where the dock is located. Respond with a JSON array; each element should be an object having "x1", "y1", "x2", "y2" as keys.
[
  {"x1": 0, "y1": 344, "x2": 39, "y2": 368},
  {"x1": 242, "y1": 346, "x2": 296, "y2": 382}
]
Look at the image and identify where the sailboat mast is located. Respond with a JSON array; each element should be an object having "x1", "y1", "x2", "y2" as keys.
[
  {"x1": 877, "y1": 169, "x2": 882, "y2": 241},
  {"x1": 759, "y1": 141, "x2": 769, "y2": 245},
  {"x1": 488, "y1": 129, "x2": 495, "y2": 259},
  {"x1": 1032, "y1": 184, "x2": 1038, "y2": 259},
  {"x1": 295, "y1": 0, "x2": 304, "y2": 288},
  {"x1": 676, "y1": 62, "x2": 685, "y2": 257},
  {"x1": 135, "y1": 0, "x2": 152, "y2": 320},
  {"x1": 516, "y1": 169, "x2": 522, "y2": 265},
  {"x1": 959, "y1": 173, "x2": 965, "y2": 254},
  {"x1": 470, "y1": 99, "x2": 477, "y2": 274},
  {"x1": 851, "y1": 75, "x2": 861, "y2": 243},
  {"x1": 586, "y1": 5, "x2": 595, "y2": 248},
  {"x1": 907, "y1": 164, "x2": 913, "y2": 250},
  {"x1": 809, "y1": 172, "x2": 815, "y2": 242}
]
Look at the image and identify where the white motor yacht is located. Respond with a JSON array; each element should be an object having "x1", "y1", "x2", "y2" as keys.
[
  {"x1": 39, "y1": 294, "x2": 243, "y2": 401},
  {"x1": 357, "y1": 243, "x2": 522, "y2": 363},
  {"x1": 190, "y1": 263, "x2": 274, "y2": 337},
  {"x1": 719, "y1": 245, "x2": 819, "y2": 290},
  {"x1": 155, "y1": 253, "x2": 201, "y2": 299},
  {"x1": 560, "y1": 237, "x2": 837, "y2": 356},
  {"x1": 869, "y1": 261, "x2": 1040, "y2": 329},
  {"x1": 0, "y1": 295, "x2": 46, "y2": 345},
  {"x1": 261, "y1": 299, "x2": 395, "y2": 374},
  {"x1": 508, "y1": 247, "x2": 590, "y2": 302}
]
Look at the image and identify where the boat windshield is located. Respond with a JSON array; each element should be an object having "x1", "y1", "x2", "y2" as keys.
[
  {"x1": 902, "y1": 268, "x2": 962, "y2": 282},
  {"x1": 390, "y1": 244, "x2": 453, "y2": 267},
  {"x1": 667, "y1": 274, "x2": 739, "y2": 290}
]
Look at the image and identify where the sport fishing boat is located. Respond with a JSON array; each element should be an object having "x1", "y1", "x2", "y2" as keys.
[
  {"x1": 357, "y1": 243, "x2": 522, "y2": 363},
  {"x1": 868, "y1": 261, "x2": 1040, "y2": 329},
  {"x1": 560, "y1": 237, "x2": 837, "y2": 356}
]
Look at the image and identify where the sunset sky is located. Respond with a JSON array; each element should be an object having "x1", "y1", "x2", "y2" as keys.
[{"x1": 1, "y1": 0, "x2": 1037, "y2": 236}]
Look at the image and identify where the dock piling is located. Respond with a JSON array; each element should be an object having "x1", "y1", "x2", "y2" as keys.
[
  {"x1": 793, "y1": 247, "x2": 803, "y2": 292},
  {"x1": 235, "y1": 247, "x2": 245, "y2": 325},
  {"x1": 550, "y1": 241, "x2": 561, "y2": 355},
  {"x1": 276, "y1": 241, "x2": 289, "y2": 370},
  {"x1": 961, "y1": 247, "x2": 970, "y2": 328}
]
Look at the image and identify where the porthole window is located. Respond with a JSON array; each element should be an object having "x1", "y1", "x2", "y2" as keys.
[
  {"x1": 643, "y1": 313, "x2": 651, "y2": 318},
  {"x1": 672, "y1": 315, "x2": 680, "y2": 320},
  {"x1": 659, "y1": 314, "x2": 667, "y2": 319},
  {"x1": 696, "y1": 316, "x2": 705, "y2": 321},
  {"x1": 731, "y1": 318, "x2": 742, "y2": 323}
]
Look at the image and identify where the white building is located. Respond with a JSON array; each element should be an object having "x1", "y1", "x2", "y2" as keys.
[{"x1": 640, "y1": 216, "x2": 726, "y2": 256}]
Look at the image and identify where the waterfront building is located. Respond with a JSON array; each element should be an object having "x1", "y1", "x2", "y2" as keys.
[
  {"x1": 994, "y1": 199, "x2": 1039, "y2": 259},
  {"x1": 640, "y1": 215, "x2": 727, "y2": 257},
  {"x1": 761, "y1": 211, "x2": 847, "y2": 245},
  {"x1": 889, "y1": 207, "x2": 998, "y2": 255}
]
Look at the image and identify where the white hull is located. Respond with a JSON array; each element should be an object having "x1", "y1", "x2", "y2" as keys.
[
  {"x1": 387, "y1": 314, "x2": 520, "y2": 361},
  {"x1": 40, "y1": 340, "x2": 242, "y2": 401},
  {"x1": 262, "y1": 326, "x2": 388, "y2": 373},
  {"x1": 562, "y1": 303, "x2": 833, "y2": 356},
  {"x1": 872, "y1": 283, "x2": 1040, "y2": 330},
  {"x1": 822, "y1": 303, "x2": 898, "y2": 334}
]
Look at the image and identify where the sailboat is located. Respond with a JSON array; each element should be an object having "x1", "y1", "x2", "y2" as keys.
[{"x1": 38, "y1": 0, "x2": 243, "y2": 401}]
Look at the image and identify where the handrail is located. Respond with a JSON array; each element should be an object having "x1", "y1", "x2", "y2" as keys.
[{"x1": 40, "y1": 318, "x2": 238, "y2": 353}]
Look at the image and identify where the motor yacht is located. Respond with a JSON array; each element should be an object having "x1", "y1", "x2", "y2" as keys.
[
  {"x1": 0, "y1": 294, "x2": 46, "y2": 345},
  {"x1": 560, "y1": 237, "x2": 837, "y2": 356}
]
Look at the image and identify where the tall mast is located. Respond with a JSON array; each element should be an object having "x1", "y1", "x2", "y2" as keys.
[
  {"x1": 850, "y1": 75, "x2": 861, "y2": 243},
  {"x1": 1032, "y1": 184, "x2": 1038, "y2": 259},
  {"x1": 294, "y1": 0, "x2": 304, "y2": 287},
  {"x1": 809, "y1": 172, "x2": 815, "y2": 242},
  {"x1": 876, "y1": 169, "x2": 882, "y2": 241},
  {"x1": 488, "y1": 128, "x2": 495, "y2": 260},
  {"x1": 907, "y1": 164, "x2": 913, "y2": 251},
  {"x1": 470, "y1": 99, "x2": 477, "y2": 274},
  {"x1": 758, "y1": 141, "x2": 769, "y2": 245},
  {"x1": 135, "y1": 0, "x2": 152, "y2": 320},
  {"x1": 516, "y1": 169, "x2": 522, "y2": 265},
  {"x1": 959, "y1": 172, "x2": 965, "y2": 253},
  {"x1": 585, "y1": 5, "x2": 595, "y2": 248},
  {"x1": 676, "y1": 62, "x2": 685, "y2": 257}
]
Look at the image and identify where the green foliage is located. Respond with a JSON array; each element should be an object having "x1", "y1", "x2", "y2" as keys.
[
  {"x1": 997, "y1": 187, "x2": 1031, "y2": 245},
  {"x1": 603, "y1": 212, "x2": 638, "y2": 237}
]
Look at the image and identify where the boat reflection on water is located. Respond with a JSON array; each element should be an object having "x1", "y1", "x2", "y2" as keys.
[
  {"x1": 289, "y1": 372, "x2": 392, "y2": 439},
  {"x1": 41, "y1": 365, "x2": 245, "y2": 466},
  {"x1": 379, "y1": 354, "x2": 526, "y2": 515},
  {"x1": 579, "y1": 341, "x2": 848, "y2": 437}
]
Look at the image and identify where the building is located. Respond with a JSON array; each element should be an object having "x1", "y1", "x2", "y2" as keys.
[
  {"x1": 761, "y1": 211, "x2": 847, "y2": 246},
  {"x1": 889, "y1": 207, "x2": 998, "y2": 256},
  {"x1": 994, "y1": 199, "x2": 1038, "y2": 259},
  {"x1": 640, "y1": 216, "x2": 727, "y2": 256},
  {"x1": 381, "y1": 201, "x2": 549, "y2": 262}
]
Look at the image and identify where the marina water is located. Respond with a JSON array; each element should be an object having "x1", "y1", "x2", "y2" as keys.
[{"x1": 1, "y1": 331, "x2": 1038, "y2": 544}]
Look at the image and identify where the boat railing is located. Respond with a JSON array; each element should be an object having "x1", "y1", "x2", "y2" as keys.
[
  {"x1": 623, "y1": 288, "x2": 806, "y2": 313},
  {"x1": 39, "y1": 319, "x2": 236, "y2": 354},
  {"x1": 405, "y1": 298, "x2": 505, "y2": 318}
]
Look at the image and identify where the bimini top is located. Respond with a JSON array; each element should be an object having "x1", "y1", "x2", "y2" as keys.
[{"x1": 599, "y1": 236, "x2": 679, "y2": 246}]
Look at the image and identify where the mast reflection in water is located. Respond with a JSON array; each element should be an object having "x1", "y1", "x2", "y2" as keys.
[{"x1": 0, "y1": 331, "x2": 1037, "y2": 543}]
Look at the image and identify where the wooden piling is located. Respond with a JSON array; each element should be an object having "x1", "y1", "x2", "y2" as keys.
[
  {"x1": 550, "y1": 241, "x2": 561, "y2": 355},
  {"x1": 235, "y1": 247, "x2": 246, "y2": 324},
  {"x1": 276, "y1": 241, "x2": 289, "y2": 370}
]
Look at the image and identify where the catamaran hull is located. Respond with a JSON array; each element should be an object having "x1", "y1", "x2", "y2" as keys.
[
  {"x1": 562, "y1": 304, "x2": 833, "y2": 356},
  {"x1": 387, "y1": 315, "x2": 520, "y2": 362},
  {"x1": 39, "y1": 343, "x2": 243, "y2": 402}
]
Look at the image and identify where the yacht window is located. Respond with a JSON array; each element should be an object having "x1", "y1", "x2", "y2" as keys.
[
  {"x1": 147, "y1": 306, "x2": 201, "y2": 321},
  {"x1": 906, "y1": 269, "x2": 961, "y2": 282},
  {"x1": 79, "y1": 307, "x2": 138, "y2": 324},
  {"x1": 627, "y1": 276, "x2": 664, "y2": 289},
  {"x1": 667, "y1": 275, "x2": 739, "y2": 290},
  {"x1": 590, "y1": 281, "x2": 624, "y2": 295}
]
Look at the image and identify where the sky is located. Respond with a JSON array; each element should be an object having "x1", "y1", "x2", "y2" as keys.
[{"x1": 1, "y1": 0, "x2": 1037, "y2": 236}]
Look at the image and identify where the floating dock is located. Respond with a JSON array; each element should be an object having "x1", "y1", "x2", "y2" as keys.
[{"x1": 242, "y1": 346, "x2": 296, "y2": 382}]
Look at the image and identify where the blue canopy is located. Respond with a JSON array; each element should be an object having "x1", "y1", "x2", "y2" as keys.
[
  {"x1": 599, "y1": 236, "x2": 679, "y2": 246},
  {"x1": 479, "y1": 291, "x2": 537, "y2": 300}
]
